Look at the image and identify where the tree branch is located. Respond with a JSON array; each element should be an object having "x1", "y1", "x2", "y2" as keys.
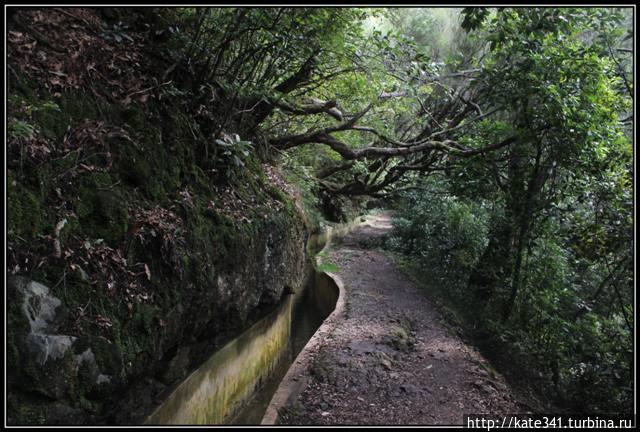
[
  {"x1": 316, "y1": 161, "x2": 355, "y2": 179},
  {"x1": 272, "y1": 97, "x2": 343, "y2": 121}
]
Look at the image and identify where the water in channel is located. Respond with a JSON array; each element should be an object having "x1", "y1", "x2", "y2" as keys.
[
  {"x1": 145, "y1": 248, "x2": 338, "y2": 425},
  {"x1": 229, "y1": 272, "x2": 329, "y2": 424}
]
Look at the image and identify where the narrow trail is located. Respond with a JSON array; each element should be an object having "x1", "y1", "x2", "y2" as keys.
[{"x1": 280, "y1": 212, "x2": 522, "y2": 425}]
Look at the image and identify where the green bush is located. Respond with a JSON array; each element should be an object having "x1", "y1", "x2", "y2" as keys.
[
  {"x1": 389, "y1": 190, "x2": 632, "y2": 415},
  {"x1": 388, "y1": 190, "x2": 490, "y2": 283}
]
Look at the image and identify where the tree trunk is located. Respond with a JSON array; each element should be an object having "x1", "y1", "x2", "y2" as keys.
[
  {"x1": 468, "y1": 218, "x2": 516, "y2": 326},
  {"x1": 501, "y1": 141, "x2": 545, "y2": 322},
  {"x1": 501, "y1": 218, "x2": 529, "y2": 321}
]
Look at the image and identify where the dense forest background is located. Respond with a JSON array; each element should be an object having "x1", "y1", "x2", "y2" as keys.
[{"x1": 7, "y1": 7, "x2": 633, "y2": 422}]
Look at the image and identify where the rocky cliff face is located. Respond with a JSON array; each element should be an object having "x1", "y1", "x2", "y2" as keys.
[
  {"x1": 6, "y1": 8, "x2": 309, "y2": 425},
  {"x1": 8, "y1": 202, "x2": 308, "y2": 425}
]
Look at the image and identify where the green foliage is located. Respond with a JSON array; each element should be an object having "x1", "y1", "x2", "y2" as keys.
[
  {"x1": 316, "y1": 262, "x2": 339, "y2": 274},
  {"x1": 7, "y1": 96, "x2": 61, "y2": 141},
  {"x1": 386, "y1": 8, "x2": 481, "y2": 65},
  {"x1": 172, "y1": 7, "x2": 368, "y2": 94},
  {"x1": 388, "y1": 184, "x2": 490, "y2": 295},
  {"x1": 7, "y1": 173, "x2": 47, "y2": 240},
  {"x1": 460, "y1": 7, "x2": 491, "y2": 32},
  {"x1": 213, "y1": 133, "x2": 253, "y2": 179},
  {"x1": 8, "y1": 119, "x2": 37, "y2": 140},
  {"x1": 388, "y1": 7, "x2": 632, "y2": 416},
  {"x1": 280, "y1": 146, "x2": 326, "y2": 225},
  {"x1": 315, "y1": 250, "x2": 340, "y2": 273}
]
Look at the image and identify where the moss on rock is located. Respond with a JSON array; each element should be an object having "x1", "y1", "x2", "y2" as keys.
[
  {"x1": 7, "y1": 174, "x2": 46, "y2": 239},
  {"x1": 7, "y1": 22, "x2": 310, "y2": 426}
]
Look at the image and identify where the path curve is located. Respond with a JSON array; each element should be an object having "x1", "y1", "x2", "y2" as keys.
[{"x1": 280, "y1": 212, "x2": 521, "y2": 425}]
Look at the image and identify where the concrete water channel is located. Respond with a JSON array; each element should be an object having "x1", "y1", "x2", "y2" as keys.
[{"x1": 144, "y1": 221, "x2": 353, "y2": 425}]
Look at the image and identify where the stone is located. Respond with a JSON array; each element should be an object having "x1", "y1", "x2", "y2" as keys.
[
  {"x1": 25, "y1": 333, "x2": 77, "y2": 366},
  {"x1": 400, "y1": 384, "x2": 420, "y2": 394},
  {"x1": 380, "y1": 358, "x2": 393, "y2": 370},
  {"x1": 76, "y1": 348, "x2": 100, "y2": 385},
  {"x1": 96, "y1": 374, "x2": 112, "y2": 384},
  {"x1": 8, "y1": 277, "x2": 109, "y2": 402},
  {"x1": 18, "y1": 277, "x2": 66, "y2": 334}
]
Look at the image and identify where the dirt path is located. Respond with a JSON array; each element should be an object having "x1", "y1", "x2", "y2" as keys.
[{"x1": 280, "y1": 212, "x2": 522, "y2": 425}]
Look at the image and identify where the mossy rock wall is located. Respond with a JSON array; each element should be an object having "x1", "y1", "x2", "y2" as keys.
[{"x1": 7, "y1": 78, "x2": 309, "y2": 425}]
